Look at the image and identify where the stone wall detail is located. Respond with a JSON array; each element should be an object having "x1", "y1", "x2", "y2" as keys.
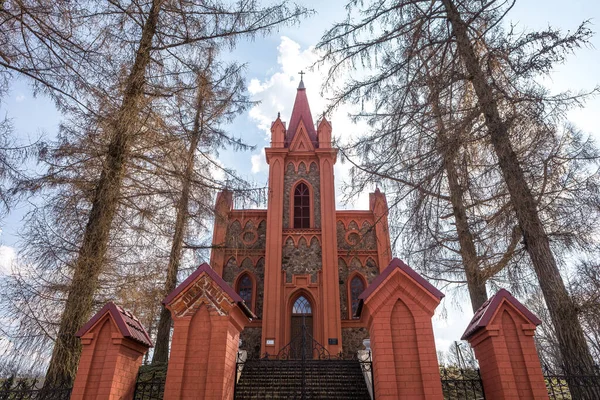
[
  {"x1": 341, "y1": 327, "x2": 369, "y2": 358},
  {"x1": 223, "y1": 257, "x2": 264, "y2": 319},
  {"x1": 226, "y1": 219, "x2": 267, "y2": 250},
  {"x1": 338, "y1": 258, "x2": 378, "y2": 320},
  {"x1": 283, "y1": 162, "x2": 321, "y2": 229},
  {"x1": 337, "y1": 220, "x2": 377, "y2": 251},
  {"x1": 239, "y1": 327, "x2": 262, "y2": 359},
  {"x1": 282, "y1": 236, "x2": 322, "y2": 283}
]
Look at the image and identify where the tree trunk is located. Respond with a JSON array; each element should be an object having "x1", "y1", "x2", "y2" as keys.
[
  {"x1": 430, "y1": 91, "x2": 488, "y2": 312},
  {"x1": 152, "y1": 74, "x2": 209, "y2": 364},
  {"x1": 442, "y1": 0, "x2": 597, "y2": 390},
  {"x1": 44, "y1": 0, "x2": 163, "y2": 386}
]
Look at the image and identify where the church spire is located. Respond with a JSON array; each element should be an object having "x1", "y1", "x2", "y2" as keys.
[{"x1": 286, "y1": 72, "x2": 317, "y2": 147}]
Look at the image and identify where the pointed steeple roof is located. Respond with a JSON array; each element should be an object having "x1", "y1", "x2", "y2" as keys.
[{"x1": 286, "y1": 77, "x2": 317, "y2": 147}]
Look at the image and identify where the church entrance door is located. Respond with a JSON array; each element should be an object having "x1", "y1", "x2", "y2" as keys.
[{"x1": 290, "y1": 296, "x2": 313, "y2": 360}]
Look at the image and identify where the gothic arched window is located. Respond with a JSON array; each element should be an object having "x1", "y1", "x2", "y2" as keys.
[
  {"x1": 237, "y1": 274, "x2": 253, "y2": 310},
  {"x1": 292, "y1": 295, "x2": 312, "y2": 315},
  {"x1": 350, "y1": 275, "x2": 365, "y2": 319},
  {"x1": 293, "y1": 182, "x2": 310, "y2": 229}
]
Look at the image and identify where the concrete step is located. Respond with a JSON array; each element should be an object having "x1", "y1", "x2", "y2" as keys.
[{"x1": 235, "y1": 360, "x2": 371, "y2": 400}]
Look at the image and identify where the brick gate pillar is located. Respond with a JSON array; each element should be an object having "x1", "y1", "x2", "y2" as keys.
[
  {"x1": 462, "y1": 289, "x2": 548, "y2": 400},
  {"x1": 71, "y1": 303, "x2": 152, "y2": 400},
  {"x1": 163, "y1": 263, "x2": 254, "y2": 400},
  {"x1": 356, "y1": 258, "x2": 444, "y2": 400}
]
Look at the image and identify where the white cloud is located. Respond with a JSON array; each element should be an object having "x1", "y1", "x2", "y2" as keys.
[
  {"x1": 211, "y1": 158, "x2": 226, "y2": 182},
  {"x1": 247, "y1": 36, "x2": 372, "y2": 208},
  {"x1": 0, "y1": 245, "x2": 16, "y2": 275},
  {"x1": 251, "y1": 150, "x2": 267, "y2": 174},
  {"x1": 15, "y1": 94, "x2": 25, "y2": 102},
  {"x1": 248, "y1": 79, "x2": 266, "y2": 95},
  {"x1": 432, "y1": 296, "x2": 476, "y2": 354}
]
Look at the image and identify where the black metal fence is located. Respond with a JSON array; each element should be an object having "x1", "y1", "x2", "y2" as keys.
[
  {"x1": 0, "y1": 376, "x2": 71, "y2": 400},
  {"x1": 132, "y1": 366, "x2": 166, "y2": 400},
  {"x1": 544, "y1": 365, "x2": 600, "y2": 400},
  {"x1": 440, "y1": 367, "x2": 485, "y2": 400}
]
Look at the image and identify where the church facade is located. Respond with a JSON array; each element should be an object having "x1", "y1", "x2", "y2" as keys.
[{"x1": 209, "y1": 79, "x2": 393, "y2": 358}]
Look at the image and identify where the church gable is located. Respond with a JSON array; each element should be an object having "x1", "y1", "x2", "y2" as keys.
[
  {"x1": 164, "y1": 263, "x2": 254, "y2": 318},
  {"x1": 289, "y1": 120, "x2": 315, "y2": 152}
]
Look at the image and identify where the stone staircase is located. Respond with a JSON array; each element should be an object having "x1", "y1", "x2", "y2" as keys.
[{"x1": 234, "y1": 359, "x2": 372, "y2": 399}]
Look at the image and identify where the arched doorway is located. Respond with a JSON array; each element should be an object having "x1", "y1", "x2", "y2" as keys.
[{"x1": 290, "y1": 295, "x2": 313, "y2": 359}]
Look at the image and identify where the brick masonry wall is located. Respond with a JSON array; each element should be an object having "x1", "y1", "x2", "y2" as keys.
[
  {"x1": 223, "y1": 257, "x2": 264, "y2": 318},
  {"x1": 71, "y1": 315, "x2": 147, "y2": 400},
  {"x1": 283, "y1": 162, "x2": 321, "y2": 229},
  {"x1": 282, "y1": 236, "x2": 322, "y2": 283},
  {"x1": 467, "y1": 302, "x2": 549, "y2": 400},
  {"x1": 341, "y1": 327, "x2": 369, "y2": 358},
  {"x1": 362, "y1": 269, "x2": 444, "y2": 399},
  {"x1": 503, "y1": 310, "x2": 534, "y2": 399},
  {"x1": 82, "y1": 319, "x2": 111, "y2": 397},
  {"x1": 391, "y1": 299, "x2": 425, "y2": 397}
]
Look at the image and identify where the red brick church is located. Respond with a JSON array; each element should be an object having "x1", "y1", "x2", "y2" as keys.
[
  {"x1": 209, "y1": 76, "x2": 394, "y2": 359},
  {"x1": 68, "y1": 79, "x2": 552, "y2": 400}
]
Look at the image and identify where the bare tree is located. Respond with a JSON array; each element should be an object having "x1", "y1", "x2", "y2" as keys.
[
  {"x1": 2, "y1": 0, "x2": 309, "y2": 384},
  {"x1": 318, "y1": 0, "x2": 600, "y2": 383},
  {"x1": 151, "y1": 50, "x2": 255, "y2": 364},
  {"x1": 571, "y1": 260, "x2": 600, "y2": 363}
]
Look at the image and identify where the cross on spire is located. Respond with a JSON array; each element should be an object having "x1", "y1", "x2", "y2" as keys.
[{"x1": 298, "y1": 70, "x2": 306, "y2": 89}]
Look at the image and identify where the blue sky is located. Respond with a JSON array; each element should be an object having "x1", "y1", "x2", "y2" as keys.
[{"x1": 1, "y1": 0, "x2": 599, "y2": 353}]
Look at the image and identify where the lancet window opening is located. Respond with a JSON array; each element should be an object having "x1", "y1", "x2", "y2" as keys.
[
  {"x1": 293, "y1": 182, "x2": 310, "y2": 229},
  {"x1": 350, "y1": 275, "x2": 366, "y2": 319},
  {"x1": 237, "y1": 273, "x2": 253, "y2": 310}
]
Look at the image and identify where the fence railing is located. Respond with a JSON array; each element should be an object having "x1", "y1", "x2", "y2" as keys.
[
  {"x1": 5, "y1": 362, "x2": 597, "y2": 400},
  {"x1": 133, "y1": 366, "x2": 166, "y2": 400},
  {"x1": 544, "y1": 365, "x2": 600, "y2": 400},
  {"x1": 440, "y1": 367, "x2": 485, "y2": 400},
  {"x1": 0, "y1": 376, "x2": 71, "y2": 400}
]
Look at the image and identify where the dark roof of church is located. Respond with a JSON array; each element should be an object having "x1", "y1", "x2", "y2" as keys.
[
  {"x1": 355, "y1": 258, "x2": 444, "y2": 317},
  {"x1": 286, "y1": 79, "x2": 317, "y2": 146},
  {"x1": 162, "y1": 263, "x2": 255, "y2": 319},
  {"x1": 461, "y1": 288, "x2": 542, "y2": 340},
  {"x1": 76, "y1": 302, "x2": 153, "y2": 347}
]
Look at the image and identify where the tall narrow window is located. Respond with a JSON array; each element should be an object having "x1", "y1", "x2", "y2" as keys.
[
  {"x1": 238, "y1": 274, "x2": 253, "y2": 310},
  {"x1": 294, "y1": 183, "x2": 310, "y2": 229},
  {"x1": 350, "y1": 276, "x2": 365, "y2": 319}
]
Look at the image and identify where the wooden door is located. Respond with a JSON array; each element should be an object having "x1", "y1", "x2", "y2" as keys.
[{"x1": 290, "y1": 296, "x2": 313, "y2": 359}]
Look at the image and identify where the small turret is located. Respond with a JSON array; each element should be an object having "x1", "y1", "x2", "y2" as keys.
[
  {"x1": 270, "y1": 113, "x2": 286, "y2": 148},
  {"x1": 317, "y1": 117, "x2": 332, "y2": 148}
]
